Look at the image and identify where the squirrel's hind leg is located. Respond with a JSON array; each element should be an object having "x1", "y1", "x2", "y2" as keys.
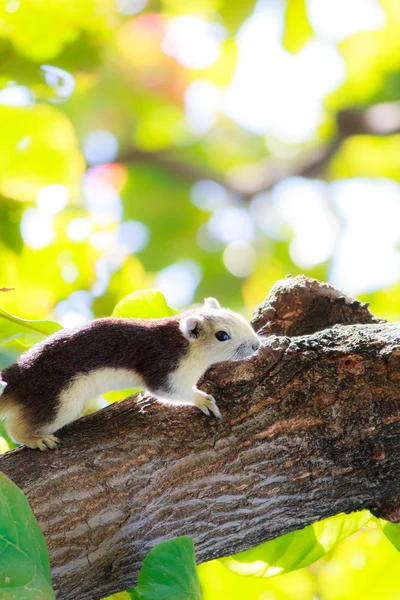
[{"x1": 6, "y1": 408, "x2": 60, "y2": 451}]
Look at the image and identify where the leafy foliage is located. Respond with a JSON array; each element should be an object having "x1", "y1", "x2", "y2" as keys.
[
  {"x1": 1, "y1": 0, "x2": 400, "y2": 599},
  {"x1": 218, "y1": 511, "x2": 373, "y2": 577},
  {"x1": 0, "y1": 473, "x2": 54, "y2": 599},
  {"x1": 127, "y1": 537, "x2": 201, "y2": 600},
  {"x1": 0, "y1": 306, "x2": 62, "y2": 346},
  {"x1": 112, "y1": 290, "x2": 176, "y2": 319},
  {"x1": 379, "y1": 520, "x2": 400, "y2": 551}
]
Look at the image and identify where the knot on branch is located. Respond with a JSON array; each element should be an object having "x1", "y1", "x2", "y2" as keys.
[
  {"x1": 371, "y1": 494, "x2": 400, "y2": 523},
  {"x1": 251, "y1": 275, "x2": 384, "y2": 337}
]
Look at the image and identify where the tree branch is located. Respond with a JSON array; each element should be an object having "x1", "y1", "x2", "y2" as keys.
[
  {"x1": 1, "y1": 276, "x2": 399, "y2": 600},
  {"x1": 113, "y1": 102, "x2": 400, "y2": 199}
]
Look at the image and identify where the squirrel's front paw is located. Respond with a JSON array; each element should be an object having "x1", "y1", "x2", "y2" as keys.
[{"x1": 194, "y1": 393, "x2": 222, "y2": 419}]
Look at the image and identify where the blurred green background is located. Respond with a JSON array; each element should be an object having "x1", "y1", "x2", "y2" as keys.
[{"x1": 1, "y1": 0, "x2": 400, "y2": 598}]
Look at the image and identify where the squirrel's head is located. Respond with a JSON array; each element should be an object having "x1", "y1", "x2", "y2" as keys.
[{"x1": 179, "y1": 297, "x2": 261, "y2": 366}]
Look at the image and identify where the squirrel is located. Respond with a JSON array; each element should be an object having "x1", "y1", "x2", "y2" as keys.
[{"x1": 0, "y1": 297, "x2": 260, "y2": 450}]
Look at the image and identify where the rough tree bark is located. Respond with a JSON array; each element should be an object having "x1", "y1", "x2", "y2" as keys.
[{"x1": 1, "y1": 276, "x2": 399, "y2": 600}]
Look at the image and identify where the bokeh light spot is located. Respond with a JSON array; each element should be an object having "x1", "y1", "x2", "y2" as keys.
[
  {"x1": 17, "y1": 136, "x2": 31, "y2": 151},
  {"x1": 349, "y1": 551, "x2": 367, "y2": 570},
  {"x1": 5, "y1": 0, "x2": 20, "y2": 13},
  {"x1": 116, "y1": 0, "x2": 148, "y2": 15},
  {"x1": 307, "y1": 0, "x2": 385, "y2": 41},
  {"x1": 67, "y1": 218, "x2": 93, "y2": 242},
  {"x1": 41, "y1": 65, "x2": 75, "y2": 102},
  {"x1": 250, "y1": 192, "x2": 287, "y2": 240},
  {"x1": 90, "y1": 231, "x2": 115, "y2": 251},
  {"x1": 56, "y1": 291, "x2": 93, "y2": 328},
  {"x1": 83, "y1": 169, "x2": 122, "y2": 226},
  {"x1": 330, "y1": 178, "x2": 400, "y2": 293},
  {"x1": 117, "y1": 221, "x2": 149, "y2": 254},
  {"x1": 83, "y1": 130, "x2": 119, "y2": 166},
  {"x1": 162, "y1": 16, "x2": 226, "y2": 69},
  {"x1": 185, "y1": 80, "x2": 221, "y2": 134},
  {"x1": 36, "y1": 184, "x2": 68, "y2": 215},
  {"x1": 154, "y1": 260, "x2": 202, "y2": 308},
  {"x1": 191, "y1": 180, "x2": 229, "y2": 212},
  {"x1": 208, "y1": 206, "x2": 254, "y2": 243},
  {"x1": 273, "y1": 178, "x2": 340, "y2": 268},
  {"x1": 196, "y1": 223, "x2": 224, "y2": 253},
  {"x1": 20, "y1": 208, "x2": 54, "y2": 249},
  {"x1": 0, "y1": 85, "x2": 32, "y2": 107},
  {"x1": 223, "y1": 241, "x2": 256, "y2": 278},
  {"x1": 223, "y1": 3, "x2": 345, "y2": 142},
  {"x1": 61, "y1": 263, "x2": 79, "y2": 284}
]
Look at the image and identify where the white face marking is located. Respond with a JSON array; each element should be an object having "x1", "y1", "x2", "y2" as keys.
[
  {"x1": 180, "y1": 307, "x2": 260, "y2": 364},
  {"x1": 49, "y1": 367, "x2": 144, "y2": 433},
  {"x1": 168, "y1": 305, "x2": 260, "y2": 402}
]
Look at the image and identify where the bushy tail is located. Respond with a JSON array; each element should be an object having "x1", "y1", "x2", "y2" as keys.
[
  {"x1": 0, "y1": 373, "x2": 9, "y2": 420},
  {"x1": 0, "y1": 373, "x2": 6, "y2": 396}
]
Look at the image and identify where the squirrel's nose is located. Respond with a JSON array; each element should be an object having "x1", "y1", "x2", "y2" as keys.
[{"x1": 252, "y1": 339, "x2": 261, "y2": 352}]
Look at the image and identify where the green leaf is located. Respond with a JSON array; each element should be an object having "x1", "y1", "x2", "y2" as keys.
[
  {"x1": 219, "y1": 1, "x2": 258, "y2": 35},
  {"x1": 112, "y1": 290, "x2": 176, "y2": 319},
  {"x1": 0, "y1": 105, "x2": 84, "y2": 203},
  {"x1": 0, "y1": 306, "x2": 62, "y2": 347},
  {"x1": 127, "y1": 537, "x2": 201, "y2": 600},
  {"x1": 378, "y1": 519, "x2": 400, "y2": 551},
  {"x1": 220, "y1": 510, "x2": 373, "y2": 578},
  {"x1": 283, "y1": 0, "x2": 313, "y2": 54},
  {"x1": 0, "y1": 197, "x2": 23, "y2": 255},
  {"x1": 0, "y1": 473, "x2": 55, "y2": 599}
]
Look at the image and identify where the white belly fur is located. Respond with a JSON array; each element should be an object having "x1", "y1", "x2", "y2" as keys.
[{"x1": 48, "y1": 367, "x2": 144, "y2": 433}]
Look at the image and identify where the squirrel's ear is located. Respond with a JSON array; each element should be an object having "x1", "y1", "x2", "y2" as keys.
[
  {"x1": 180, "y1": 316, "x2": 203, "y2": 340},
  {"x1": 204, "y1": 297, "x2": 220, "y2": 309}
]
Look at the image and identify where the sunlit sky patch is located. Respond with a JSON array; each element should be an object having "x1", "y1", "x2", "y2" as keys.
[
  {"x1": 162, "y1": 16, "x2": 226, "y2": 69},
  {"x1": 307, "y1": 0, "x2": 385, "y2": 41},
  {"x1": 330, "y1": 178, "x2": 400, "y2": 293},
  {"x1": 223, "y1": 0, "x2": 346, "y2": 142},
  {"x1": 272, "y1": 178, "x2": 340, "y2": 269}
]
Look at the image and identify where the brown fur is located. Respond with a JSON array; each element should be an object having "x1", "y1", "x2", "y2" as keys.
[
  {"x1": 0, "y1": 300, "x2": 260, "y2": 449},
  {"x1": 1, "y1": 316, "x2": 189, "y2": 443}
]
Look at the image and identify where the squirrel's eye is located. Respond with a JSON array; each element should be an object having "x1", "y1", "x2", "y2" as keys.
[{"x1": 215, "y1": 330, "x2": 230, "y2": 342}]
